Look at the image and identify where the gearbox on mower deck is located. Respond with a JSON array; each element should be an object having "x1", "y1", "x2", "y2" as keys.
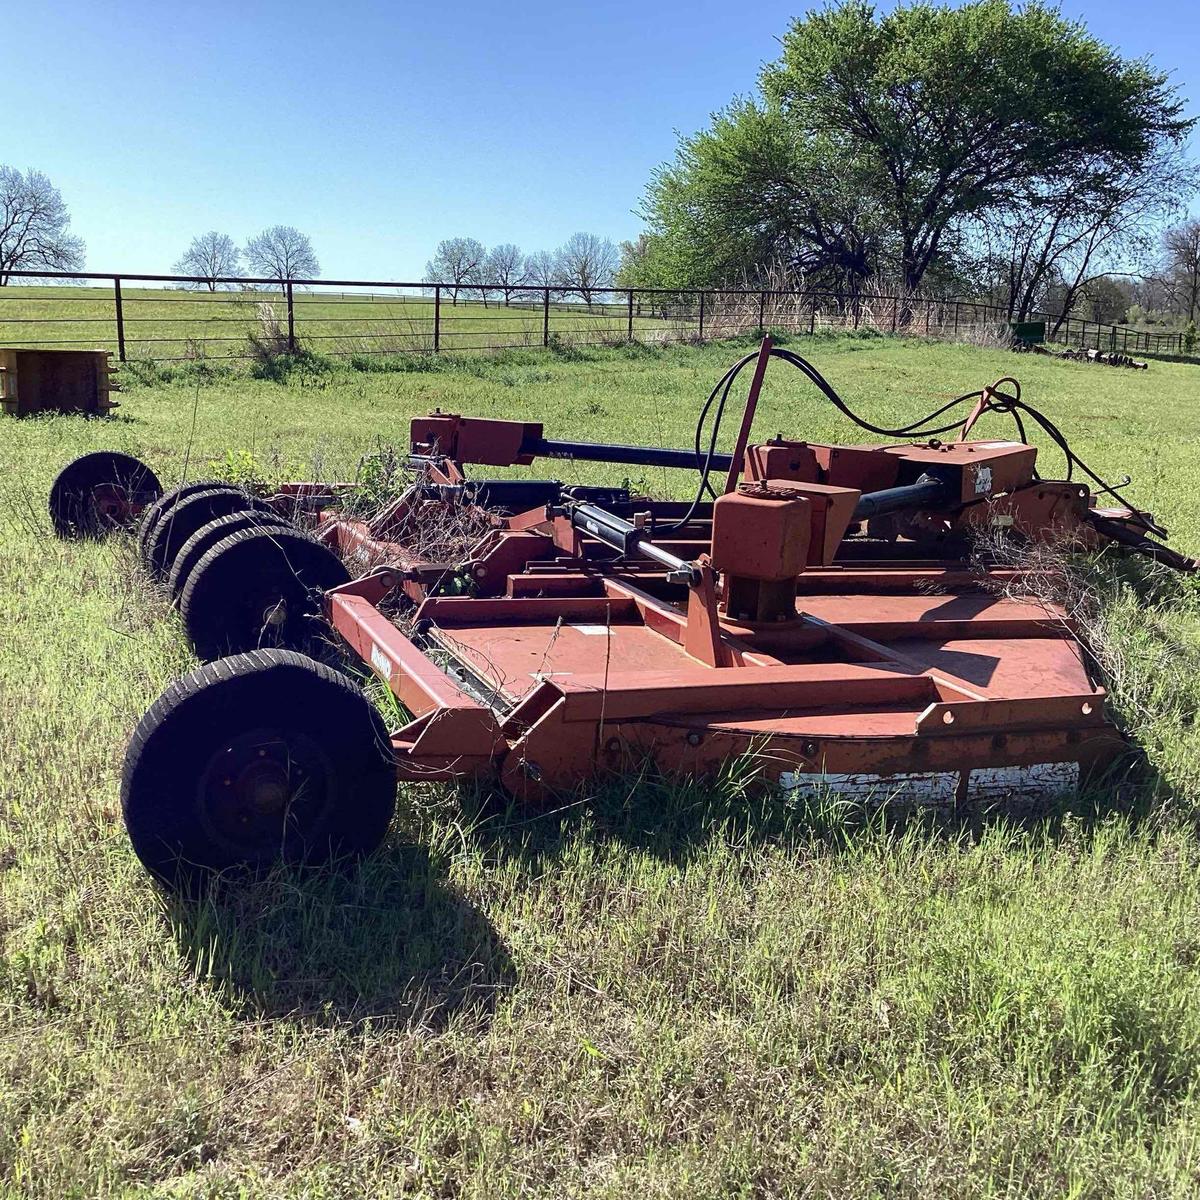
[{"x1": 48, "y1": 337, "x2": 1195, "y2": 885}]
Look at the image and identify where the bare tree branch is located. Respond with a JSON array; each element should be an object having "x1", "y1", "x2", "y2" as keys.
[
  {"x1": 243, "y1": 226, "x2": 320, "y2": 291},
  {"x1": 173, "y1": 232, "x2": 242, "y2": 291},
  {"x1": 0, "y1": 166, "x2": 85, "y2": 284}
]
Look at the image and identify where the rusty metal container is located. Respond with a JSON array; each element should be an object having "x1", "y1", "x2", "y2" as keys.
[{"x1": 0, "y1": 349, "x2": 118, "y2": 417}]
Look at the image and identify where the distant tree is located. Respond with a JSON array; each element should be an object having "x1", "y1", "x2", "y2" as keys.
[
  {"x1": 483, "y1": 243, "x2": 527, "y2": 305},
  {"x1": 424, "y1": 237, "x2": 486, "y2": 305},
  {"x1": 243, "y1": 225, "x2": 319, "y2": 288},
  {"x1": 173, "y1": 231, "x2": 242, "y2": 290},
  {"x1": 0, "y1": 166, "x2": 85, "y2": 284},
  {"x1": 555, "y1": 232, "x2": 618, "y2": 307},
  {"x1": 523, "y1": 249, "x2": 559, "y2": 291},
  {"x1": 1076, "y1": 275, "x2": 1134, "y2": 324},
  {"x1": 1128, "y1": 273, "x2": 1181, "y2": 322},
  {"x1": 979, "y1": 149, "x2": 1195, "y2": 329},
  {"x1": 1163, "y1": 219, "x2": 1200, "y2": 324}
]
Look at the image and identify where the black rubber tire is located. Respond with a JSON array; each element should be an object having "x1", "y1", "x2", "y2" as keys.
[
  {"x1": 180, "y1": 527, "x2": 350, "y2": 661},
  {"x1": 167, "y1": 510, "x2": 294, "y2": 604},
  {"x1": 121, "y1": 649, "x2": 396, "y2": 886},
  {"x1": 144, "y1": 487, "x2": 274, "y2": 581},
  {"x1": 136, "y1": 480, "x2": 242, "y2": 563},
  {"x1": 48, "y1": 451, "x2": 162, "y2": 539}
]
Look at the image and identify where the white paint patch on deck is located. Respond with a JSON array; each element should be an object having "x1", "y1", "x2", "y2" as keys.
[
  {"x1": 966, "y1": 761, "x2": 1079, "y2": 801},
  {"x1": 779, "y1": 770, "x2": 959, "y2": 803},
  {"x1": 370, "y1": 643, "x2": 393, "y2": 680},
  {"x1": 779, "y1": 761, "x2": 1081, "y2": 804}
]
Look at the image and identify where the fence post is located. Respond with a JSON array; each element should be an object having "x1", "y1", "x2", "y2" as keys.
[
  {"x1": 285, "y1": 281, "x2": 296, "y2": 352},
  {"x1": 433, "y1": 285, "x2": 441, "y2": 352},
  {"x1": 809, "y1": 298, "x2": 817, "y2": 336},
  {"x1": 113, "y1": 276, "x2": 126, "y2": 363},
  {"x1": 627, "y1": 289, "x2": 634, "y2": 342},
  {"x1": 698, "y1": 291, "x2": 706, "y2": 341},
  {"x1": 758, "y1": 290, "x2": 767, "y2": 331},
  {"x1": 952, "y1": 301, "x2": 959, "y2": 338},
  {"x1": 543, "y1": 288, "x2": 550, "y2": 347}
]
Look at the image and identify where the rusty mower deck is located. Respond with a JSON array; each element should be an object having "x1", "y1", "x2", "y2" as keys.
[
  {"x1": 51, "y1": 338, "x2": 1195, "y2": 884},
  {"x1": 320, "y1": 434, "x2": 1123, "y2": 805}
]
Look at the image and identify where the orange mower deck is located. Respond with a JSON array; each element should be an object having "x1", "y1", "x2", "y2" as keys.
[
  {"x1": 303, "y1": 336, "x2": 1179, "y2": 806},
  {"x1": 326, "y1": 516, "x2": 1123, "y2": 805},
  {"x1": 55, "y1": 338, "x2": 1197, "y2": 884}
]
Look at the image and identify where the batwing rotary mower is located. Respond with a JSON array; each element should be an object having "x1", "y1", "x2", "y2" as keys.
[{"x1": 48, "y1": 338, "x2": 1196, "y2": 885}]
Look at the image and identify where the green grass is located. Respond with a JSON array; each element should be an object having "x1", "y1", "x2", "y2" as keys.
[
  {"x1": 4, "y1": 332, "x2": 1200, "y2": 1197},
  {"x1": 0, "y1": 285, "x2": 671, "y2": 362}
]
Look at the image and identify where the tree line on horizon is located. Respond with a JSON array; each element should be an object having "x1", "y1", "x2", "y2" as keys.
[
  {"x1": 172, "y1": 227, "x2": 320, "y2": 288},
  {"x1": 0, "y1": 179, "x2": 321, "y2": 290},
  {"x1": 421, "y1": 234, "x2": 618, "y2": 306}
]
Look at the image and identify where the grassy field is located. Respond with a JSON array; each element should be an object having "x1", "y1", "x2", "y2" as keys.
[
  {"x1": 0, "y1": 285, "x2": 675, "y2": 362},
  {"x1": 4, "y1": 331, "x2": 1200, "y2": 1197}
]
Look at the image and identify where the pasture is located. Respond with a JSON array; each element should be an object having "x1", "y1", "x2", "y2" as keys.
[
  {"x1": 0, "y1": 285, "x2": 673, "y2": 363},
  {"x1": 3, "y1": 332, "x2": 1200, "y2": 1197}
]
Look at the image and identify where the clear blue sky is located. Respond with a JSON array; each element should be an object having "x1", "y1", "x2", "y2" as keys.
[{"x1": 5, "y1": 0, "x2": 1198, "y2": 280}]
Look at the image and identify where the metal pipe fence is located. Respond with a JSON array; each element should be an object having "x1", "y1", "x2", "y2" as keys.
[{"x1": 0, "y1": 269, "x2": 1192, "y2": 364}]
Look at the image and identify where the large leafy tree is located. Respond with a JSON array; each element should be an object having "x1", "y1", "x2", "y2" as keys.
[
  {"x1": 634, "y1": 1, "x2": 1193, "y2": 293},
  {"x1": 627, "y1": 103, "x2": 887, "y2": 294}
]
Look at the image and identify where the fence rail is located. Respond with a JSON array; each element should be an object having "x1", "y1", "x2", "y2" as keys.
[{"x1": 0, "y1": 269, "x2": 1192, "y2": 364}]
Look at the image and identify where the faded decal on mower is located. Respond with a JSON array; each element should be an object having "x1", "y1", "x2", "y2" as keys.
[
  {"x1": 966, "y1": 761, "x2": 1079, "y2": 800},
  {"x1": 778, "y1": 770, "x2": 959, "y2": 803},
  {"x1": 370, "y1": 643, "x2": 393, "y2": 680},
  {"x1": 974, "y1": 465, "x2": 994, "y2": 494},
  {"x1": 779, "y1": 762, "x2": 1081, "y2": 804}
]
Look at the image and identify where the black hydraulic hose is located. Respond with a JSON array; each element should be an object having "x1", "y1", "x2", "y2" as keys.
[
  {"x1": 539, "y1": 342, "x2": 1163, "y2": 549},
  {"x1": 763, "y1": 347, "x2": 1160, "y2": 537}
]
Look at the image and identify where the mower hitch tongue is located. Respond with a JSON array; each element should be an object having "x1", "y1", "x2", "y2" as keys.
[{"x1": 56, "y1": 338, "x2": 1195, "y2": 885}]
